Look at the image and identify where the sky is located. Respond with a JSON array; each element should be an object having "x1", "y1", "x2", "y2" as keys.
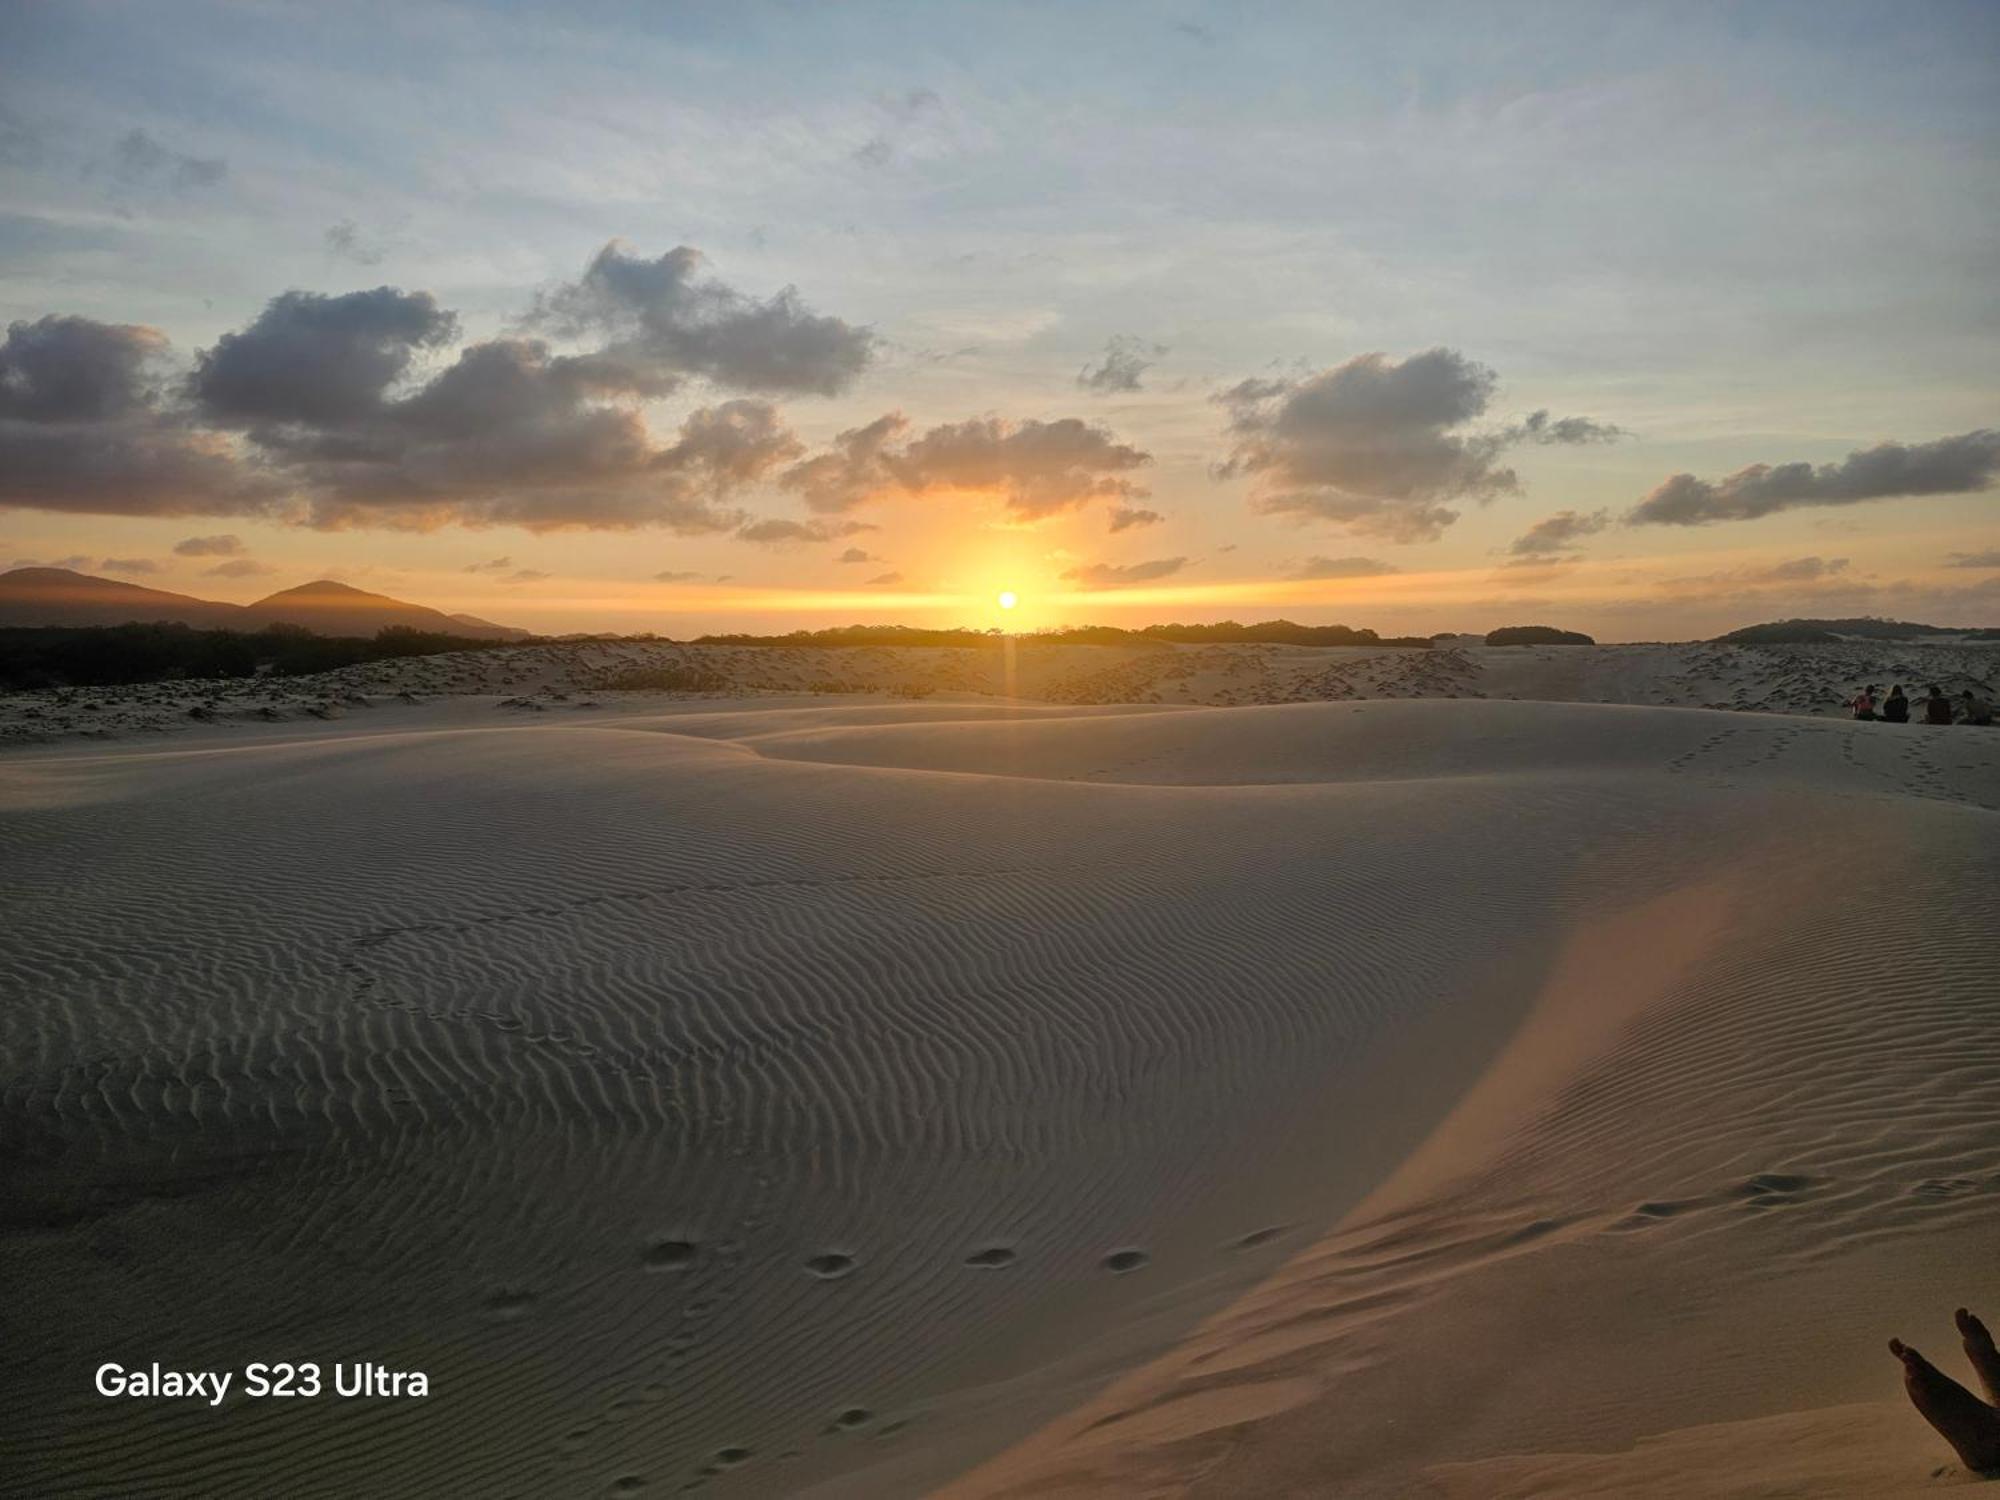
[{"x1": 1, "y1": 0, "x2": 1995, "y2": 641}]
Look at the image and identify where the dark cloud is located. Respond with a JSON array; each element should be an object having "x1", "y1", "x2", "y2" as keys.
[
  {"x1": 836, "y1": 546, "x2": 874, "y2": 563},
  {"x1": 100, "y1": 556, "x2": 158, "y2": 574},
  {"x1": 507, "y1": 569, "x2": 550, "y2": 583},
  {"x1": 1, "y1": 314, "x2": 166, "y2": 422},
  {"x1": 893, "y1": 416, "x2": 1151, "y2": 520},
  {"x1": 653, "y1": 569, "x2": 704, "y2": 582},
  {"x1": 1061, "y1": 556, "x2": 1187, "y2": 589},
  {"x1": 1108, "y1": 505, "x2": 1163, "y2": 531},
  {"x1": 779, "y1": 413, "x2": 910, "y2": 513},
  {"x1": 780, "y1": 410, "x2": 1150, "y2": 520},
  {"x1": 463, "y1": 556, "x2": 513, "y2": 573},
  {"x1": 111, "y1": 129, "x2": 226, "y2": 192},
  {"x1": 736, "y1": 516, "x2": 875, "y2": 545},
  {"x1": 1291, "y1": 555, "x2": 1398, "y2": 579},
  {"x1": 1216, "y1": 348, "x2": 1615, "y2": 543},
  {"x1": 220, "y1": 318, "x2": 791, "y2": 531},
  {"x1": 1628, "y1": 430, "x2": 2000, "y2": 526},
  {"x1": 0, "y1": 315, "x2": 280, "y2": 518},
  {"x1": 1946, "y1": 548, "x2": 2000, "y2": 569},
  {"x1": 1508, "y1": 507, "x2": 1610, "y2": 556},
  {"x1": 852, "y1": 137, "x2": 894, "y2": 168},
  {"x1": 174, "y1": 533, "x2": 244, "y2": 557},
  {"x1": 204, "y1": 557, "x2": 272, "y2": 578},
  {"x1": 529, "y1": 241, "x2": 874, "y2": 397},
  {"x1": 191, "y1": 287, "x2": 459, "y2": 428},
  {"x1": 1078, "y1": 335, "x2": 1167, "y2": 395},
  {"x1": 324, "y1": 220, "x2": 385, "y2": 267},
  {"x1": 866, "y1": 571, "x2": 903, "y2": 585}
]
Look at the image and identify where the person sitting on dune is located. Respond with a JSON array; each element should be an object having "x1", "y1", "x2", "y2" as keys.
[
  {"x1": 1881, "y1": 685, "x2": 1910, "y2": 723},
  {"x1": 1891, "y1": 1307, "x2": 2000, "y2": 1473},
  {"x1": 1922, "y1": 683, "x2": 1954, "y2": 725},
  {"x1": 1851, "y1": 685, "x2": 1877, "y2": 720},
  {"x1": 1961, "y1": 688, "x2": 1994, "y2": 727}
]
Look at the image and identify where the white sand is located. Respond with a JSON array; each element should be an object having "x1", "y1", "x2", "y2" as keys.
[{"x1": 2, "y1": 693, "x2": 1996, "y2": 1496}]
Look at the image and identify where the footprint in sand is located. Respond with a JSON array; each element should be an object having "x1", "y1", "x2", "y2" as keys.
[
  {"x1": 1234, "y1": 1225, "x2": 1290, "y2": 1249},
  {"x1": 964, "y1": 1246, "x2": 1017, "y2": 1268},
  {"x1": 805, "y1": 1252, "x2": 856, "y2": 1279},
  {"x1": 1101, "y1": 1248, "x2": 1149, "y2": 1273},
  {"x1": 642, "y1": 1239, "x2": 698, "y2": 1271},
  {"x1": 482, "y1": 1288, "x2": 538, "y2": 1320}
]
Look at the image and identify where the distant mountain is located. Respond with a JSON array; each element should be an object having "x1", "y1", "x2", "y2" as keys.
[
  {"x1": 0, "y1": 568, "x2": 244, "y2": 629},
  {"x1": 0, "y1": 568, "x2": 526, "y2": 640},
  {"x1": 241, "y1": 580, "x2": 522, "y2": 640},
  {"x1": 1714, "y1": 617, "x2": 1997, "y2": 645}
]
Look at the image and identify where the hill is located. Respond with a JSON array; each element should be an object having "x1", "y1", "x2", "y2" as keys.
[
  {"x1": 0, "y1": 568, "x2": 245, "y2": 630},
  {"x1": 1714, "y1": 617, "x2": 1998, "y2": 645},
  {"x1": 242, "y1": 580, "x2": 523, "y2": 641},
  {"x1": 0, "y1": 568, "x2": 525, "y2": 640}
]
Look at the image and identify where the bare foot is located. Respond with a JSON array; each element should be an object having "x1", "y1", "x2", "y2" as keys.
[
  {"x1": 1958, "y1": 1307, "x2": 2000, "y2": 1407},
  {"x1": 1890, "y1": 1332, "x2": 2000, "y2": 1473}
]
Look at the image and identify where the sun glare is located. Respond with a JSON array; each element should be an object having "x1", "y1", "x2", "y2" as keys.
[{"x1": 997, "y1": 590, "x2": 1019, "y2": 611}]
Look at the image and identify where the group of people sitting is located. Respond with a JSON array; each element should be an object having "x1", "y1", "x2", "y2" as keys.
[{"x1": 1851, "y1": 683, "x2": 1993, "y2": 725}]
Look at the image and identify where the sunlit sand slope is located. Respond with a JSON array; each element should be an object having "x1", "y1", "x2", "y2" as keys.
[{"x1": 2, "y1": 699, "x2": 1994, "y2": 1497}]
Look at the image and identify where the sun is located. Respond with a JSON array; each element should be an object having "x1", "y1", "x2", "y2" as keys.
[{"x1": 997, "y1": 590, "x2": 1019, "y2": 611}]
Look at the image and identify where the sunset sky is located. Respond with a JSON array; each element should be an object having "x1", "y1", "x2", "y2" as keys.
[{"x1": 2, "y1": 0, "x2": 1995, "y2": 640}]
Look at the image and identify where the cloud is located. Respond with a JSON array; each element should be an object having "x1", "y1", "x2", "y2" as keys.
[
  {"x1": 1501, "y1": 411, "x2": 1625, "y2": 446},
  {"x1": 1508, "y1": 507, "x2": 1610, "y2": 556},
  {"x1": 463, "y1": 556, "x2": 514, "y2": 573},
  {"x1": 780, "y1": 411, "x2": 1151, "y2": 521},
  {"x1": 836, "y1": 546, "x2": 874, "y2": 563},
  {"x1": 779, "y1": 413, "x2": 910, "y2": 513},
  {"x1": 1946, "y1": 548, "x2": 2000, "y2": 569},
  {"x1": 15, "y1": 554, "x2": 94, "y2": 570},
  {"x1": 1215, "y1": 348, "x2": 1615, "y2": 543},
  {"x1": 507, "y1": 569, "x2": 550, "y2": 583},
  {"x1": 1061, "y1": 556, "x2": 1188, "y2": 589},
  {"x1": 528, "y1": 240, "x2": 874, "y2": 397},
  {"x1": 1628, "y1": 430, "x2": 2000, "y2": 525},
  {"x1": 1, "y1": 314, "x2": 171, "y2": 423},
  {"x1": 866, "y1": 571, "x2": 903, "y2": 585},
  {"x1": 1291, "y1": 555, "x2": 1398, "y2": 579},
  {"x1": 174, "y1": 533, "x2": 244, "y2": 557},
  {"x1": 1078, "y1": 335, "x2": 1167, "y2": 394},
  {"x1": 100, "y1": 556, "x2": 158, "y2": 574},
  {"x1": 0, "y1": 315, "x2": 281, "y2": 519},
  {"x1": 204, "y1": 557, "x2": 273, "y2": 578},
  {"x1": 218, "y1": 312, "x2": 796, "y2": 530},
  {"x1": 1749, "y1": 555, "x2": 1848, "y2": 583},
  {"x1": 324, "y1": 220, "x2": 385, "y2": 267},
  {"x1": 191, "y1": 287, "x2": 460, "y2": 428},
  {"x1": 110, "y1": 129, "x2": 225, "y2": 192},
  {"x1": 1108, "y1": 505, "x2": 1163, "y2": 531},
  {"x1": 653, "y1": 569, "x2": 704, "y2": 582},
  {"x1": 736, "y1": 516, "x2": 874, "y2": 545}
]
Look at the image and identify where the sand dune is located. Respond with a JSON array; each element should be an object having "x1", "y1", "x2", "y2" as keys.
[
  {"x1": 4, "y1": 635, "x2": 1995, "y2": 746},
  {"x1": 3, "y1": 697, "x2": 1996, "y2": 1496}
]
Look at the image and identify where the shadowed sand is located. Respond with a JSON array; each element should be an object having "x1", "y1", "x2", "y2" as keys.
[{"x1": 2, "y1": 697, "x2": 1996, "y2": 1496}]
